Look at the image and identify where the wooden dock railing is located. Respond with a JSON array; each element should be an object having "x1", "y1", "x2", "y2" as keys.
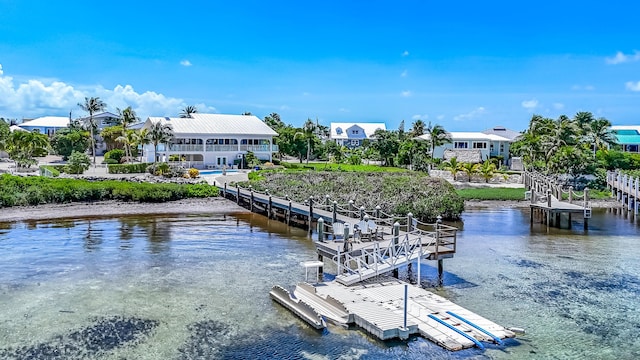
[{"x1": 607, "y1": 170, "x2": 640, "y2": 215}]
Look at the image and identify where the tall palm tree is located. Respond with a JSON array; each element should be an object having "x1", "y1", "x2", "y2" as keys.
[
  {"x1": 179, "y1": 105, "x2": 198, "y2": 118},
  {"x1": 6, "y1": 131, "x2": 50, "y2": 168},
  {"x1": 294, "y1": 118, "x2": 317, "y2": 164},
  {"x1": 586, "y1": 117, "x2": 617, "y2": 154},
  {"x1": 425, "y1": 122, "x2": 452, "y2": 169},
  {"x1": 148, "y1": 121, "x2": 174, "y2": 163},
  {"x1": 460, "y1": 162, "x2": 480, "y2": 182},
  {"x1": 409, "y1": 119, "x2": 426, "y2": 137},
  {"x1": 116, "y1": 106, "x2": 139, "y2": 161},
  {"x1": 78, "y1": 97, "x2": 106, "y2": 165},
  {"x1": 134, "y1": 128, "x2": 151, "y2": 162}
]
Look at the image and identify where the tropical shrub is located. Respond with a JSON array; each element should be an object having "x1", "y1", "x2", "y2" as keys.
[
  {"x1": 104, "y1": 149, "x2": 125, "y2": 163},
  {"x1": 188, "y1": 168, "x2": 200, "y2": 178},
  {"x1": 108, "y1": 162, "x2": 152, "y2": 174},
  {"x1": 65, "y1": 151, "x2": 91, "y2": 174}
]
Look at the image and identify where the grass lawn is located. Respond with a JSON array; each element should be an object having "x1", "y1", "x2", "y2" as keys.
[{"x1": 456, "y1": 187, "x2": 527, "y2": 201}]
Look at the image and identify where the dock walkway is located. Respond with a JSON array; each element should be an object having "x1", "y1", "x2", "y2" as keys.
[{"x1": 607, "y1": 170, "x2": 640, "y2": 216}]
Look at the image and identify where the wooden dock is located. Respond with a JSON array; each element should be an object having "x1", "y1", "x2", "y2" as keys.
[
  {"x1": 523, "y1": 171, "x2": 591, "y2": 229},
  {"x1": 271, "y1": 278, "x2": 517, "y2": 351},
  {"x1": 219, "y1": 183, "x2": 458, "y2": 284},
  {"x1": 607, "y1": 171, "x2": 640, "y2": 216}
]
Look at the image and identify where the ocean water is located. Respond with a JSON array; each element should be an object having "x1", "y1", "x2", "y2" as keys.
[{"x1": 0, "y1": 208, "x2": 638, "y2": 359}]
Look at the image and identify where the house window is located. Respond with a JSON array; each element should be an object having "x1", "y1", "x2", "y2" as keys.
[
  {"x1": 500, "y1": 144, "x2": 505, "y2": 152},
  {"x1": 352, "y1": 130, "x2": 359, "y2": 135},
  {"x1": 454, "y1": 142, "x2": 468, "y2": 149},
  {"x1": 472, "y1": 142, "x2": 486, "y2": 149},
  {"x1": 350, "y1": 140, "x2": 359, "y2": 146}
]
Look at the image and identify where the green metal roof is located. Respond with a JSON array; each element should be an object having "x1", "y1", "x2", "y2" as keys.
[{"x1": 615, "y1": 134, "x2": 640, "y2": 144}]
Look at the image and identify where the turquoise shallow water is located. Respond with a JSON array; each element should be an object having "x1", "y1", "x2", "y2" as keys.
[{"x1": 0, "y1": 208, "x2": 638, "y2": 359}]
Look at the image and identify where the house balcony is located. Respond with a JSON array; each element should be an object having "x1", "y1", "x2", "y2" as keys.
[
  {"x1": 169, "y1": 144, "x2": 204, "y2": 152},
  {"x1": 205, "y1": 145, "x2": 239, "y2": 152},
  {"x1": 240, "y1": 145, "x2": 276, "y2": 152}
]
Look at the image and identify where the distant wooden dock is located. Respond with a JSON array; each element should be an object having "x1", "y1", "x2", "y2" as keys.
[
  {"x1": 523, "y1": 171, "x2": 591, "y2": 229},
  {"x1": 607, "y1": 171, "x2": 640, "y2": 216}
]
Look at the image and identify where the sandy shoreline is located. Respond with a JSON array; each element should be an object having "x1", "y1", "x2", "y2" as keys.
[{"x1": 0, "y1": 197, "x2": 621, "y2": 223}]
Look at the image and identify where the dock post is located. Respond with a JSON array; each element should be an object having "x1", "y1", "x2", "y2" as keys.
[
  {"x1": 236, "y1": 184, "x2": 240, "y2": 204},
  {"x1": 332, "y1": 201, "x2": 338, "y2": 223},
  {"x1": 393, "y1": 222, "x2": 400, "y2": 279},
  {"x1": 569, "y1": 186, "x2": 573, "y2": 203},
  {"x1": 317, "y1": 254, "x2": 324, "y2": 281},
  {"x1": 359, "y1": 206, "x2": 365, "y2": 220},
  {"x1": 250, "y1": 186, "x2": 254, "y2": 212},
  {"x1": 407, "y1": 213, "x2": 413, "y2": 232},
  {"x1": 343, "y1": 223, "x2": 351, "y2": 253},
  {"x1": 437, "y1": 259, "x2": 444, "y2": 286},
  {"x1": 287, "y1": 200, "x2": 292, "y2": 225},
  {"x1": 268, "y1": 194, "x2": 273, "y2": 219},
  {"x1": 223, "y1": 182, "x2": 227, "y2": 198},
  {"x1": 308, "y1": 196, "x2": 314, "y2": 233},
  {"x1": 403, "y1": 284, "x2": 408, "y2": 331},
  {"x1": 317, "y1": 218, "x2": 324, "y2": 242},
  {"x1": 325, "y1": 194, "x2": 331, "y2": 207},
  {"x1": 547, "y1": 189, "x2": 552, "y2": 208},
  {"x1": 375, "y1": 205, "x2": 381, "y2": 219},
  {"x1": 417, "y1": 237, "x2": 422, "y2": 288},
  {"x1": 348, "y1": 200, "x2": 354, "y2": 218},
  {"x1": 635, "y1": 178, "x2": 639, "y2": 215}
]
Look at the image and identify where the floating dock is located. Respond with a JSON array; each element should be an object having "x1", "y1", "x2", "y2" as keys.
[{"x1": 271, "y1": 278, "x2": 516, "y2": 351}]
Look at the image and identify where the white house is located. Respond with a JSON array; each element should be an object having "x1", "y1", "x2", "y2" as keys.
[
  {"x1": 418, "y1": 131, "x2": 513, "y2": 164},
  {"x1": 329, "y1": 122, "x2": 386, "y2": 148},
  {"x1": 18, "y1": 116, "x2": 70, "y2": 136},
  {"x1": 141, "y1": 113, "x2": 278, "y2": 168}
]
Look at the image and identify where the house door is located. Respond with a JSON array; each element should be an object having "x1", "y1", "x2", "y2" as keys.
[{"x1": 217, "y1": 157, "x2": 227, "y2": 167}]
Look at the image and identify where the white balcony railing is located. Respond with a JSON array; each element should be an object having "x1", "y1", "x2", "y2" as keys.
[
  {"x1": 169, "y1": 144, "x2": 204, "y2": 151},
  {"x1": 205, "y1": 145, "x2": 239, "y2": 152}
]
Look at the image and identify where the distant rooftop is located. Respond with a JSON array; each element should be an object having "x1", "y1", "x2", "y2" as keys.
[
  {"x1": 20, "y1": 116, "x2": 69, "y2": 128},
  {"x1": 145, "y1": 113, "x2": 278, "y2": 136},
  {"x1": 481, "y1": 126, "x2": 521, "y2": 141}
]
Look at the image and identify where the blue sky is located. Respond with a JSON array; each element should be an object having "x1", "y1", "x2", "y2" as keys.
[{"x1": 1, "y1": 0, "x2": 639, "y2": 131}]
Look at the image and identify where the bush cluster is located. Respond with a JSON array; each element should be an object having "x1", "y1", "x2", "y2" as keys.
[
  {"x1": 108, "y1": 163, "x2": 152, "y2": 174},
  {"x1": 0, "y1": 174, "x2": 219, "y2": 207},
  {"x1": 237, "y1": 172, "x2": 463, "y2": 221}
]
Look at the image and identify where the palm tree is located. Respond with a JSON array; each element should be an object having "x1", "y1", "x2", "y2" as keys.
[
  {"x1": 179, "y1": 105, "x2": 198, "y2": 118},
  {"x1": 116, "y1": 106, "x2": 139, "y2": 162},
  {"x1": 78, "y1": 97, "x2": 106, "y2": 166},
  {"x1": 294, "y1": 119, "x2": 317, "y2": 164},
  {"x1": 425, "y1": 122, "x2": 452, "y2": 169},
  {"x1": 442, "y1": 157, "x2": 462, "y2": 181},
  {"x1": 460, "y1": 162, "x2": 480, "y2": 182},
  {"x1": 586, "y1": 117, "x2": 617, "y2": 154},
  {"x1": 134, "y1": 128, "x2": 151, "y2": 162},
  {"x1": 6, "y1": 131, "x2": 50, "y2": 168},
  {"x1": 409, "y1": 119, "x2": 426, "y2": 137},
  {"x1": 479, "y1": 161, "x2": 497, "y2": 183},
  {"x1": 148, "y1": 121, "x2": 174, "y2": 163}
]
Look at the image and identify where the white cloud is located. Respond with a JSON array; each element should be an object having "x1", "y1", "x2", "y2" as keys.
[
  {"x1": 606, "y1": 51, "x2": 640, "y2": 64},
  {"x1": 0, "y1": 63, "x2": 215, "y2": 119},
  {"x1": 521, "y1": 99, "x2": 539, "y2": 110},
  {"x1": 436, "y1": 115, "x2": 445, "y2": 120},
  {"x1": 411, "y1": 114, "x2": 428, "y2": 120},
  {"x1": 571, "y1": 84, "x2": 595, "y2": 91},
  {"x1": 402, "y1": 50, "x2": 409, "y2": 57},
  {"x1": 553, "y1": 102, "x2": 565, "y2": 110},
  {"x1": 339, "y1": 108, "x2": 350, "y2": 112},
  {"x1": 625, "y1": 81, "x2": 640, "y2": 91},
  {"x1": 180, "y1": 59, "x2": 192, "y2": 67},
  {"x1": 453, "y1": 107, "x2": 485, "y2": 121},
  {"x1": 401, "y1": 69, "x2": 408, "y2": 77},
  {"x1": 401, "y1": 90, "x2": 411, "y2": 97}
]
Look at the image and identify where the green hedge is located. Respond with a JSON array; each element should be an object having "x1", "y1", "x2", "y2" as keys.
[
  {"x1": 107, "y1": 163, "x2": 152, "y2": 174},
  {"x1": 0, "y1": 174, "x2": 219, "y2": 207},
  {"x1": 39, "y1": 165, "x2": 61, "y2": 177}
]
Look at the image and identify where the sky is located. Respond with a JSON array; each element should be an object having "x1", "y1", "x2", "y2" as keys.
[{"x1": 0, "y1": 0, "x2": 639, "y2": 132}]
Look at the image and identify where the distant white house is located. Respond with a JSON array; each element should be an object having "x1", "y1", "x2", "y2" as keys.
[
  {"x1": 329, "y1": 122, "x2": 386, "y2": 148},
  {"x1": 141, "y1": 113, "x2": 278, "y2": 168},
  {"x1": 418, "y1": 131, "x2": 513, "y2": 164},
  {"x1": 18, "y1": 116, "x2": 70, "y2": 136},
  {"x1": 75, "y1": 111, "x2": 120, "y2": 130}
]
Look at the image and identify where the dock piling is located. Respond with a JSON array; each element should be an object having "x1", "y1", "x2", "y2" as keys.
[{"x1": 317, "y1": 218, "x2": 324, "y2": 242}]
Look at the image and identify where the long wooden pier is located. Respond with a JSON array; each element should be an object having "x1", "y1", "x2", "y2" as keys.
[
  {"x1": 523, "y1": 171, "x2": 591, "y2": 229},
  {"x1": 219, "y1": 183, "x2": 458, "y2": 284},
  {"x1": 607, "y1": 170, "x2": 640, "y2": 216}
]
